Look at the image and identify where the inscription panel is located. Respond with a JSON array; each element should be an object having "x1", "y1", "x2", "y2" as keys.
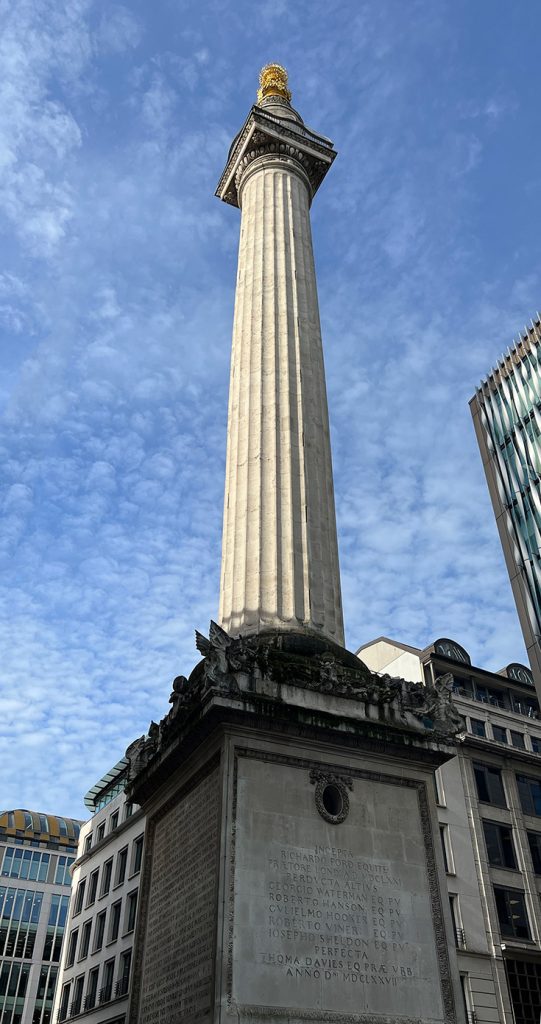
[
  {"x1": 232, "y1": 757, "x2": 446, "y2": 1022},
  {"x1": 139, "y1": 766, "x2": 220, "y2": 1024}
]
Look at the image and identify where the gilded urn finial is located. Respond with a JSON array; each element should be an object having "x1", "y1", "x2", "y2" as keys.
[{"x1": 257, "y1": 63, "x2": 291, "y2": 104}]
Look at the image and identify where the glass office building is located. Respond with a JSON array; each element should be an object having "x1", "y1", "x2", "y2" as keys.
[
  {"x1": 470, "y1": 316, "x2": 541, "y2": 695},
  {"x1": 0, "y1": 809, "x2": 83, "y2": 1024}
]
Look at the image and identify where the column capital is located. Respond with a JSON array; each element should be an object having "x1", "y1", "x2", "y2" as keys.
[{"x1": 215, "y1": 105, "x2": 336, "y2": 209}]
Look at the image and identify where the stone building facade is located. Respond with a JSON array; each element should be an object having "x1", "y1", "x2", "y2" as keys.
[
  {"x1": 359, "y1": 635, "x2": 541, "y2": 1024},
  {"x1": 0, "y1": 808, "x2": 82, "y2": 1024},
  {"x1": 52, "y1": 760, "x2": 145, "y2": 1024}
]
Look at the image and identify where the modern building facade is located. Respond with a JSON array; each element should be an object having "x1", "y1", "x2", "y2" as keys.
[
  {"x1": 0, "y1": 808, "x2": 82, "y2": 1024},
  {"x1": 359, "y1": 635, "x2": 541, "y2": 1024},
  {"x1": 470, "y1": 316, "x2": 541, "y2": 694},
  {"x1": 52, "y1": 760, "x2": 145, "y2": 1024}
]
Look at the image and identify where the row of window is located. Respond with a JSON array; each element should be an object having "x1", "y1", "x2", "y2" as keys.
[
  {"x1": 67, "y1": 889, "x2": 138, "y2": 966},
  {"x1": 482, "y1": 819, "x2": 541, "y2": 874},
  {"x1": 452, "y1": 675, "x2": 539, "y2": 717},
  {"x1": 0, "y1": 959, "x2": 31, "y2": 1024},
  {"x1": 59, "y1": 948, "x2": 132, "y2": 1020},
  {"x1": 0, "y1": 848, "x2": 73, "y2": 886},
  {"x1": 474, "y1": 763, "x2": 541, "y2": 815},
  {"x1": 74, "y1": 834, "x2": 143, "y2": 915},
  {"x1": 32, "y1": 963, "x2": 58, "y2": 1024},
  {"x1": 83, "y1": 803, "x2": 133, "y2": 853},
  {"x1": 3, "y1": 814, "x2": 80, "y2": 840},
  {"x1": 469, "y1": 717, "x2": 540, "y2": 750}
]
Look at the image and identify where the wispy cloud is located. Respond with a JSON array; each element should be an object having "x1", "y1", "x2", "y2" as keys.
[{"x1": 1, "y1": 0, "x2": 539, "y2": 817}]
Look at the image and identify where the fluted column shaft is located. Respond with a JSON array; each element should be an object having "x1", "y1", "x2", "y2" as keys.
[{"x1": 219, "y1": 152, "x2": 344, "y2": 645}]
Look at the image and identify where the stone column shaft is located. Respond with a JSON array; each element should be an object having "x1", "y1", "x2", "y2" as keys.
[{"x1": 219, "y1": 152, "x2": 344, "y2": 644}]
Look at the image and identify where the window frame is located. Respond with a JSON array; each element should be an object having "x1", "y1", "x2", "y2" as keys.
[
  {"x1": 73, "y1": 878, "x2": 86, "y2": 916},
  {"x1": 493, "y1": 885, "x2": 531, "y2": 940},
  {"x1": 78, "y1": 918, "x2": 92, "y2": 961},
  {"x1": 517, "y1": 774, "x2": 541, "y2": 817},
  {"x1": 482, "y1": 820, "x2": 517, "y2": 870},
  {"x1": 473, "y1": 762, "x2": 507, "y2": 807},
  {"x1": 115, "y1": 846, "x2": 128, "y2": 888},
  {"x1": 93, "y1": 909, "x2": 107, "y2": 953},
  {"x1": 100, "y1": 858, "x2": 113, "y2": 898}
]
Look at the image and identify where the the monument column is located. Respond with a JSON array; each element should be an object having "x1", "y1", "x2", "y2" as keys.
[
  {"x1": 216, "y1": 64, "x2": 344, "y2": 645},
  {"x1": 126, "y1": 65, "x2": 465, "y2": 1024}
]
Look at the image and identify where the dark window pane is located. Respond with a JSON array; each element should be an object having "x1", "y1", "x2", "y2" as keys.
[
  {"x1": 528, "y1": 833, "x2": 541, "y2": 874},
  {"x1": 517, "y1": 775, "x2": 541, "y2": 816},
  {"x1": 494, "y1": 887, "x2": 530, "y2": 940},
  {"x1": 471, "y1": 718, "x2": 486, "y2": 737},
  {"x1": 483, "y1": 821, "x2": 517, "y2": 869},
  {"x1": 474, "y1": 763, "x2": 506, "y2": 806}
]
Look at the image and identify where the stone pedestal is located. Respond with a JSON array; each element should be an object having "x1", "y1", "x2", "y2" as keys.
[{"x1": 125, "y1": 629, "x2": 466, "y2": 1024}]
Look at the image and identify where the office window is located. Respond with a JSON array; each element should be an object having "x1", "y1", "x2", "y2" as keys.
[
  {"x1": 101, "y1": 858, "x2": 113, "y2": 897},
  {"x1": 531, "y1": 736, "x2": 541, "y2": 753},
  {"x1": 109, "y1": 900, "x2": 122, "y2": 943},
  {"x1": 84, "y1": 834, "x2": 92, "y2": 854},
  {"x1": 440, "y1": 826, "x2": 453, "y2": 873},
  {"x1": 59, "y1": 982, "x2": 71, "y2": 1022},
  {"x1": 110, "y1": 811, "x2": 119, "y2": 833},
  {"x1": 93, "y1": 910, "x2": 106, "y2": 952},
  {"x1": 528, "y1": 832, "x2": 541, "y2": 874},
  {"x1": 473, "y1": 763, "x2": 507, "y2": 806},
  {"x1": 79, "y1": 918, "x2": 92, "y2": 960},
  {"x1": 0, "y1": 886, "x2": 44, "y2": 960},
  {"x1": 54, "y1": 855, "x2": 74, "y2": 886},
  {"x1": 101, "y1": 958, "x2": 115, "y2": 1003},
  {"x1": 38, "y1": 815, "x2": 49, "y2": 833},
  {"x1": 448, "y1": 894, "x2": 463, "y2": 947},
  {"x1": 494, "y1": 887, "x2": 530, "y2": 940},
  {"x1": 72, "y1": 974, "x2": 84, "y2": 1015},
  {"x1": 132, "y1": 836, "x2": 144, "y2": 875},
  {"x1": 517, "y1": 774, "x2": 541, "y2": 816},
  {"x1": 117, "y1": 948, "x2": 132, "y2": 997},
  {"x1": 125, "y1": 803, "x2": 133, "y2": 820},
  {"x1": 470, "y1": 718, "x2": 486, "y2": 738},
  {"x1": 96, "y1": 822, "x2": 105, "y2": 843},
  {"x1": 483, "y1": 821, "x2": 517, "y2": 869},
  {"x1": 42, "y1": 893, "x2": 69, "y2": 962},
  {"x1": 434, "y1": 768, "x2": 446, "y2": 806},
  {"x1": 116, "y1": 847, "x2": 128, "y2": 887},
  {"x1": 493, "y1": 725, "x2": 508, "y2": 744},
  {"x1": 511, "y1": 730, "x2": 526, "y2": 750},
  {"x1": 86, "y1": 967, "x2": 99, "y2": 1011},
  {"x1": 1, "y1": 849, "x2": 50, "y2": 882},
  {"x1": 74, "y1": 878, "x2": 86, "y2": 914},
  {"x1": 0, "y1": 961, "x2": 31, "y2": 1022},
  {"x1": 33, "y1": 963, "x2": 58, "y2": 1024},
  {"x1": 87, "y1": 868, "x2": 99, "y2": 906},
  {"x1": 66, "y1": 928, "x2": 78, "y2": 967},
  {"x1": 125, "y1": 889, "x2": 138, "y2": 933},
  {"x1": 58, "y1": 818, "x2": 68, "y2": 837},
  {"x1": 506, "y1": 959, "x2": 541, "y2": 1024}
]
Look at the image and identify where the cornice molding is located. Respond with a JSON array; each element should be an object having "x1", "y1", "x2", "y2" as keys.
[{"x1": 216, "y1": 106, "x2": 336, "y2": 208}]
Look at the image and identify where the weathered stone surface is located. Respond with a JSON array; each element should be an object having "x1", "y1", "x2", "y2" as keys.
[
  {"x1": 125, "y1": 626, "x2": 465, "y2": 787},
  {"x1": 134, "y1": 763, "x2": 221, "y2": 1024},
  {"x1": 228, "y1": 752, "x2": 452, "y2": 1023}
]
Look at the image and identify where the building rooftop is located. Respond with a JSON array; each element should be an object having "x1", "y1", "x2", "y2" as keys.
[{"x1": 0, "y1": 808, "x2": 83, "y2": 846}]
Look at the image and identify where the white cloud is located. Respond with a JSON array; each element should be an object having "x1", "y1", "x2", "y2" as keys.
[{"x1": 1, "y1": 0, "x2": 539, "y2": 819}]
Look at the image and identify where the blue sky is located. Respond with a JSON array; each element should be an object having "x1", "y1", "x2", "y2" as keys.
[{"x1": 2, "y1": 0, "x2": 540, "y2": 819}]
